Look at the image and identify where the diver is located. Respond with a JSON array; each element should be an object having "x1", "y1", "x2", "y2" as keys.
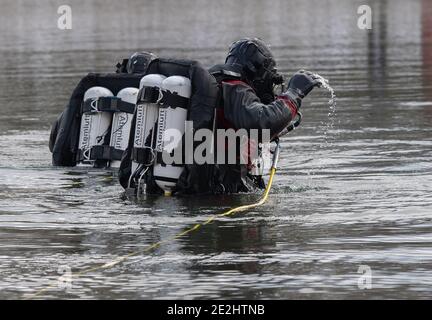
[{"x1": 175, "y1": 38, "x2": 322, "y2": 194}]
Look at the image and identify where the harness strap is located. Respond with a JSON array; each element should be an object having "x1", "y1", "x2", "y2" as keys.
[
  {"x1": 152, "y1": 175, "x2": 178, "y2": 183},
  {"x1": 81, "y1": 97, "x2": 135, "y2": 114},
  {"x1": 137, "y1": 86, "x2": 160, "y2": 103},
  {"x1": 132, "y1": 147, "x2": 154, "y2": 166},
  {"x1": 159, "y1": 89, "x2": 189, "y2": 109},
  {"x1": 76, "y1": 145, "x2": 124, "y2": 162}
]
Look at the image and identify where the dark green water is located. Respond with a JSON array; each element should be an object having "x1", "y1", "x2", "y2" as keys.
[{"x1": 0, "y1": 0, "x2": 431, "y2": 299}]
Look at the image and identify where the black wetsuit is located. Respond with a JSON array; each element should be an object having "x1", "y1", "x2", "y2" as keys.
[{"x1": 175, "y1": 65, "x2": 298, "y2": 194}]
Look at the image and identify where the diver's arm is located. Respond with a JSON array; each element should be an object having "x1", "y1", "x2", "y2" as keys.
[{"x1": 222, "y1": 80, "x2": 298, "y2": 137}]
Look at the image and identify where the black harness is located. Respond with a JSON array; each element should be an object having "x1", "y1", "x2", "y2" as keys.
[{"x1": 81, "y1": 96, "x2": 136, "y2": 114}]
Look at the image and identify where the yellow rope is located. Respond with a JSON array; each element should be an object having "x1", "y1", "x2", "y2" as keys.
[{"x1": 26, "y1": 167, "x2": 277, "y2": 299}]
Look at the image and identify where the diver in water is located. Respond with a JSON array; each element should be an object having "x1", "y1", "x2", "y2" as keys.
[
  {"x1": 49, "y1": 41, "x2": 320, "y2": 196},
  {"x1": 175, "y1": 38, "x2": 322, "y2": 194}
]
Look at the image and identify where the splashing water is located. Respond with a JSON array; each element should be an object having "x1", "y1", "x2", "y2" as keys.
[
  {"x1": 314, "y1": 73, "x2": 337, "y2": 126},
  {"x1": 304, "y1": 73, "x2": 338, "y2": 182},
  {"x1": 312, "y1": 73, "x2": 337, "y2": 146}
]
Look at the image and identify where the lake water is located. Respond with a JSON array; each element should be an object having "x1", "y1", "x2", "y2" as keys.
[{"x1": 0, "y1": 0, "x2": 431, "y2": 299}]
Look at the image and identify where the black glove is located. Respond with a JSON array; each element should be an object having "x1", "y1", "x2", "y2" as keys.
[{"x1": 283, "y1": 70, "x2": 322, "y2": 108}]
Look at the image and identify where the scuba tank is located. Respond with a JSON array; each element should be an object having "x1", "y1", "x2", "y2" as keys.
[
  {"x1": 50, "y1": 51, "x2": 157, "y2": 167},
  {"x1": 77, "y1": 87, "x2": 114, "y2": 167},
  {"x1": 119, "y1": 58, "x2": 218, "y2": 196},
  {"x1": 109, "y1": 87, "x2": 139, "y2": 168},
  {"x1": 76, "y1": 86, "x2": 138, "y2": 168},
  {"x1": 153, "y1": 76, "x2": 192, "y2": 194},
  {"x1": 131, "y1": 74, "x2": 166, "y2": 173}
]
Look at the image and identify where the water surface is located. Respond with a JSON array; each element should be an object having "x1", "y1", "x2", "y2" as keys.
[{"x1": 0, "y1": 0, "x2": 431, "y2": 299}]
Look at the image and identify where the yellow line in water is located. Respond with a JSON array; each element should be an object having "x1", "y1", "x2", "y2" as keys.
[{"x1": 25, "y1": 167, "x2": 277, "y2": 299}]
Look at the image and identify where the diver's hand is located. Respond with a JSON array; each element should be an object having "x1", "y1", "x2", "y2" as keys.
[
  {"x1": 281, "y1": 70, "x2": 321, "y2": 109},
  {"x1": 286, "y1": 70, "x2": 321, "y2": 98}
]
